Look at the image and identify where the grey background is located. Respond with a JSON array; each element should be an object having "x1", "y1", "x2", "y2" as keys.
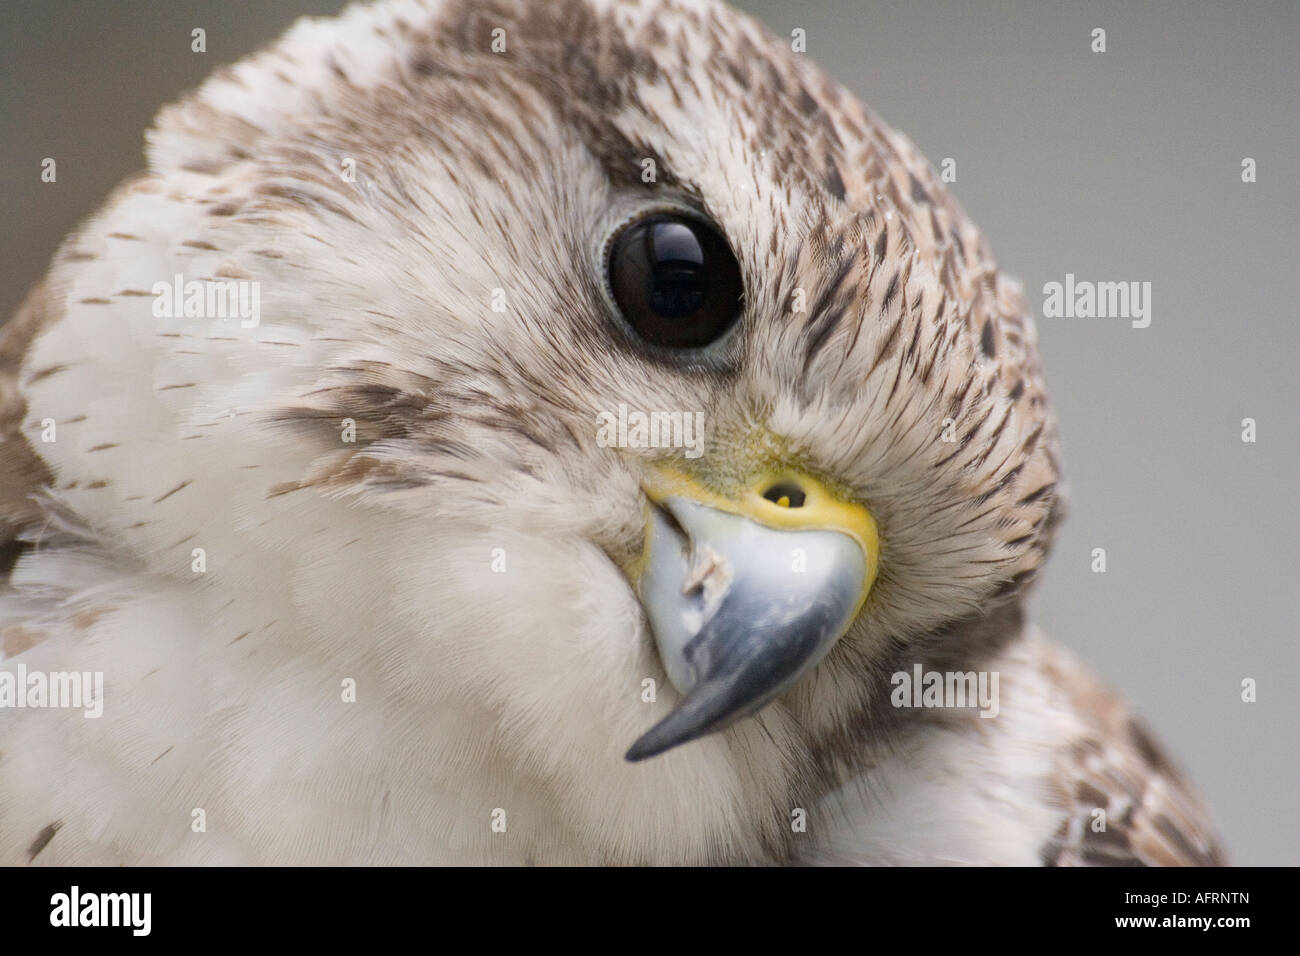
[{"x1": 1, "y1": 1, "x2": 1295, "y2": 864}]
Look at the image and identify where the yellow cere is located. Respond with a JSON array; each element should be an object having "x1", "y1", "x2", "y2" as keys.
[{"x1": 640, "y1": 464, "x2": 881, "y2": 602}]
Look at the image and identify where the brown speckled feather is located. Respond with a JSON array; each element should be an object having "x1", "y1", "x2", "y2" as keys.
[
  {"x1": 1038, "y1": 643, "x2": 1225, "y2": 866},
  {"x1": 0, "y1": 281, "x2": 55, "y2": 580}
]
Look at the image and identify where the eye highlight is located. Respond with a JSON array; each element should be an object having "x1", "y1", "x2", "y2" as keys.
[{"x1": 605, "y1": 213, "x2": 743, "y2": 350}]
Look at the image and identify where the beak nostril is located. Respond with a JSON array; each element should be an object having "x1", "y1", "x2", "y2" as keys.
[{"x1": 762, "y1": 481, "x2": 806, "y2": 509}]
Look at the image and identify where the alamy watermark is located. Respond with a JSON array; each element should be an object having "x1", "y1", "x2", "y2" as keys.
[
  {"x1": 0, "y1": 664, "x2": 103, "y2": 718},
  {"x1": 1042, "y1": 273, "x2": 1151, "y2": 329},
  {"x1": 50, "y1": 886, "x2": 151, "y2": 936},
  {"x1": 890, "y1": 664, "x2": 999, "y2": 718},
  {"x1": 596, "y1": 403, "x2": 705, "y2": 459},
  {"x1": 152, "y1": 273, "x2": 260, "y2": 328}
]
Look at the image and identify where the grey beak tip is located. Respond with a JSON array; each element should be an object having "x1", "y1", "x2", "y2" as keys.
[
  {"x1": 623, "y1": 716, "x2": 694, "y2": 762},
  {"x1": 623, "y1": 740, "x2": 657, "y2": 763}
]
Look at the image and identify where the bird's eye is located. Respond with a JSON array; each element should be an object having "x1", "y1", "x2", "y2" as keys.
[{"x1": 606, "y1": 213, "x2": 744, "y2": 349}]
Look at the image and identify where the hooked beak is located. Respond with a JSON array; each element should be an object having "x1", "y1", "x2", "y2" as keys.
[{"x1": 626, "y1": 468, "x2": 879, "y2": 761}]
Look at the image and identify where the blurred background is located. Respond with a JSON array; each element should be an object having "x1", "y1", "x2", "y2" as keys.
[{"x1": 1, "y1": 0, "x2": 1296, "y2": 864}]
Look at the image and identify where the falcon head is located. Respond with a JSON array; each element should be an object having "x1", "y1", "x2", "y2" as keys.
[{"x1": 20, "y1": 0, "x2": 1062, "y2": 860}]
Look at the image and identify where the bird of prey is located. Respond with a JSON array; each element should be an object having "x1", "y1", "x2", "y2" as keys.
[{"x1": 0, "y1": 0, "x2": 1223, "y2": 865}]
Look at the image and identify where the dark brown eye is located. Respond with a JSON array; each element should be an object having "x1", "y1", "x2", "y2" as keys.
[{"x1": 606, "y1": 213, "x2": 743, "y2": 349}]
